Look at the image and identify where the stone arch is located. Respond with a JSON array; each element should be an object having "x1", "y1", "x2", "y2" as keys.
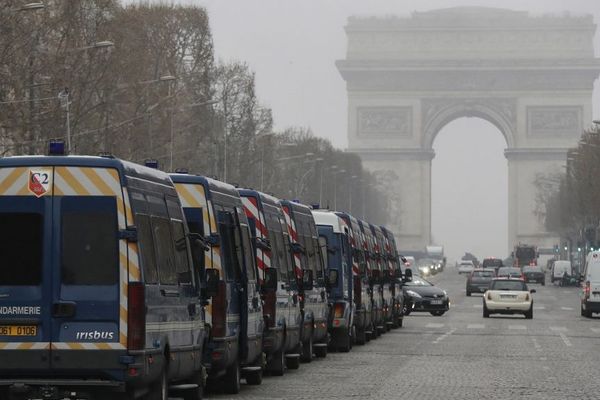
[{"x1": 422, "y1": 98, "x2": 516, "y2": 149}]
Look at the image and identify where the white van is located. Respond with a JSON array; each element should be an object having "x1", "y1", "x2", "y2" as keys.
[
  {"x1": 581, "y1": 251, "x2": 600, "y2": 317},
  {"x1": 551, "y1": 260, "x2": 571, "y2": 283}
]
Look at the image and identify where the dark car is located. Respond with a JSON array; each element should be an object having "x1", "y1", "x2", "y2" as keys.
[
  {"x1": 482, "y1": 257, "x2": 503, "y2": 273},
  {"x1": 497, "y1": 267, "x2": 523, "y2": 279},
  {"x1": 523, "y1": 265, "x2": 545, "y2": 285},
  {"x1": 402, "y1": 275, "x2": 449, "y2": 316},
  {"x1": 466, "y1": 269, "x2": 495, "y2": 296}
]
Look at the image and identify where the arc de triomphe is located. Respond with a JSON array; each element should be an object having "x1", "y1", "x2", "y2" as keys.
[{"x1": 336, "y1": 7, "x2": 600, "y2": 252}]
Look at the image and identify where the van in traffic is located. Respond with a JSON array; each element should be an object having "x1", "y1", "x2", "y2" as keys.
[
  {"x1": 0, "y1": 155, "x2": 208, "y2": 400},
  {"x1": 551, "y1": 260, "x2": 572, "y2": 284},
  {"x1": 581, "y1": 252, "x2": 600, "y2": 317}
]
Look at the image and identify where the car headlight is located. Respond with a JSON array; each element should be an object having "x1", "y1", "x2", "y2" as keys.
[{"x1": 406, "y1": 290, "x2": 422, "y2": 298}]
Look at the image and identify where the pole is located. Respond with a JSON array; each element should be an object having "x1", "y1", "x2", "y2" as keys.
[
  {"x1": 319, "y1": 165, "x2": 323, "y2": 207},
  {"x1": 168, "y1": 82, "x2": 174, "y2": 171},
  {"x1": 66, "y1": 92, "x2": 71, "y2": 153},
  {"x1": 260, "y1": 146, "x2": 264, "y2": 191},
  {"x1": 333, "y1": 174, "x2": 337, "y2": 211}
]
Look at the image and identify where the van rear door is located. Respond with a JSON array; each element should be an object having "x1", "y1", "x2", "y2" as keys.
[{"x1": 0, "y1": 189, "x2": 52, "y2": 371}]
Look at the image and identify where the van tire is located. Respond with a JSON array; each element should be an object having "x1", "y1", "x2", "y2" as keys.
[
  {"x1": 355, "y1": 327, "x2": 367, "y2": 345},
  {"x1": 223, "y1": 360, "x2": 241, "y2": 394},
  {"x1": 300, "y1": 337, "x2": 313, "y2": 363},
  {"x1": 182, "y1": 367, "x2": 205, "y2": 400},
  {"x1": 268, "y1": 347, "x2": 285, "y2": 376},
  {"x1": 147, "y1": 368, "x2": 168, "y2": 400},
  {"x1": 285, "y1": 355, "x2": 300, "y2": 370},
  {"x1": 245, "y1": 367, "x2": 263, "y2": 386}
]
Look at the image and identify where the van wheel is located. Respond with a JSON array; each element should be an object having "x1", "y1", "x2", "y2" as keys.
[
  {"x1": 396, "y1": 317, "x2": 403, "y2": 328},
  {"x1": 466, "y1": 291, "x2": 471, "y2": 297},
  {"x1": 245, "y1": 367, "x2": 263, "y2": 386},
  {"x1": 300, "y1": 337, "x2": 313, "y2": 363},
  {"x1": 355, "y1": 327, "x2": 366, "y2": 345},
  {"x1": 338, "y1": 328, "x2": 351, "y2": 353},
  {"x1": 146, "y1": 368, "x2": 168, "y2": 400},
  {"x1": 314, "y1": 343, "x2": 328, "y2": 358},
  {"x1": 182, "y1": 367, "x2": 205, "y2": 400},
  {"x1": 285, "y1": 355, "x2": 300, "y2": 370},
  {"x1": 268, "y1": 347, "x2": 285, "y2": 376},
  {"x1": 223, "y1": 360, "x2": 241, "y2": 394}
]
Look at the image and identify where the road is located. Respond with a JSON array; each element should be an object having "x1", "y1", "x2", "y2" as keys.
[{"x1": 202, "y1": 268, "x2": 600, "y2": 400}]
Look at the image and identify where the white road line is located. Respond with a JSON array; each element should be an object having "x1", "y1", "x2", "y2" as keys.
[
  {"x1": 534, "y1": 305, "x2": 546, "y2": 310},
  {"x1": 473, "y1": 304, "x2": 481, "y2": 308},
  {"x1": 559, "y1": 332, "x2": 572, "y2": 347},
  {"x1": 532, "y1": 337, "x2": 542, "y2": 352},
  {"x1": 591, "y1": 328, "x2": 600, "y2": 334},
  {"x1": 550, "y1": 326, "x2": 567, "y2": 332},
  {"x1": 561, "y1": 307, "x2": 574, "y2": 311},
  {"x1": 508, "y1": 325, "x2": 526, "y2": 330},
  {"x1": 425, "y1": 323, "x2": 445, "y2": 328},
  {"x1": 432, "y1": 329, "x2": 456, "y2": 344},
  {"x1": 467, "y1": 324, "x2": 485, "y2": 329}
]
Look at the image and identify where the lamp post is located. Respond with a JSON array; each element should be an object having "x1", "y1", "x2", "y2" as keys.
[
  {"x1": 348, "y1": 175, "x2": 358, "y2": 213},
  {"x1": 333, "y1": 168, "x2": 346, "y2": 211},
  {"x1": 58, "y1": 41, "x2": 114, "y2": 154},
  {"x1": 314, "y1": 157, "x2": 324, "y2": 206},
  {"x1": 158, "y1": 75, "x2": 177, "y2": 171}
]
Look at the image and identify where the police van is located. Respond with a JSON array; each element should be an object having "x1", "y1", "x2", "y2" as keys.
[
  {"x1": 381, "y1": 227, "x2": 405, "y2": 329},
  {"x1": 238, "y1": 189, "x2": 302, "y2": 374},
  {"x1": 170, "y1": 174, "x2": 265, "y2": 393},
  {"x1": 371, "y1": 224, "x2": 394, "y2": 332},
  {"x1": 280, "y1": 200, "x2": 329, "y2": 361},
  {"x1": 0, "y1": 153, "x2": 208, "y2": 400},
  {"x1": 335, "y1": 212, "x2": 372, "y2": 345},
  {"x1": 312, "y1": 211, "x2": 354, "y2": 352},
  {"x1": 358, "y1": 219, "x2": 383, "y2": 338}
]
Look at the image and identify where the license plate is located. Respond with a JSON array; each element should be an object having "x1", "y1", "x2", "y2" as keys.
[
  {"x1": 0, "y1": 325, "x2": 37, "y2": 336},
  {"x1": 430, "y1": 300, "x2": 443, "y2": 305},
  {"x1": 500, "y1": 295, "x2": 516, "y2": 299}
]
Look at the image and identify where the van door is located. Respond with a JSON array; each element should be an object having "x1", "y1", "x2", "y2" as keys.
[
  {"x1": 51, "y1": 195, "x2": 121, "y2": 369},
  {"x1": 0, "y1": 193, "x2": 52, "y2": 371}
]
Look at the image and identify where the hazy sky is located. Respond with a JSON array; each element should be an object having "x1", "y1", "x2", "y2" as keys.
[{"x1": 189, "y1": 0, "x2": 600, "y2": 260}]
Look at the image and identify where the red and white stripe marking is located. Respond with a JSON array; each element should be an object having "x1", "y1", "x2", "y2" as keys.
[{"x1": 241, "y1": 196, "x2": 271, "y2": 281}]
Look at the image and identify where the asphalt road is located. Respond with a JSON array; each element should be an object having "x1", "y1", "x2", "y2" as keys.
[{"x1": 201, "y1": 268, "x2": 600, "y2": 400}]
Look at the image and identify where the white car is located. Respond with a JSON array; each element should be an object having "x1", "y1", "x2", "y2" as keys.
[
  {"x1": 458, "y1": 260, "x2": 475, "y2": 274},
  {"x1": 483, "y1": 278, "x2": 535, "y2": 319}
]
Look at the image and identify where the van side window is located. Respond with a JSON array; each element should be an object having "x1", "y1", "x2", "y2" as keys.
[
  {"x1": 171, "y1": 220, "x2": 191, "y2": 283},
  {"x1": 318, "y1": 236, "x2": 328, "y2": 268},
  {"x1": 240, "y1": 224, "x2": 256, "y2": 282},
  {"x1": 152, "y1": 217, "x2": 178, "y2": 285},
  {"x1": 0, "y1": 207, "x2": 43, "y2": 286},
  {"x1": 217, "y1": 210, "x2": 240, "y2": 281},
  {"x1": 61, "y1": 196, "x2": 119, "y2": 285},
  {"x1": 136, "y1": 214, "x2": 158, "y2": 284},
  {"x1": 183, "y1": 208, "x2": 205, "y2": 271}
]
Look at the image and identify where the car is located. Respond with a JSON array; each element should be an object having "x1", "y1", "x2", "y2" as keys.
[
  {"x1": 402, "y1": 275, "x2": 449, "y2": 316},
  {"x1": 523, "y1": 265, "x2": 545, "y2": 285},
  {"x1": 417, "y1": 258, "x2": 438, "y2": 276},
  {"x1": 483, "y1": 278, "x2": 536, "y2": 318},
  {"x1": 458, "y1": 260, "x2": 475, "y2": 274},
  {"x1": 482, "y1": 257, "x2": 503, "y2": 273},
  {"x1": 466, "y1": 269, "x2": 495, "y2": 296},
  {"x1": 496, "y1": 267, "x2": 524, "y2": 279},
  {"x1": 551, "y1": 260, "x2": 572, "y2": 284}
]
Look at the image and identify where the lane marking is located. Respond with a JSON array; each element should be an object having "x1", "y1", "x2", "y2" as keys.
[
  {"x1": 432, "y1": 329, "x2": 456, "y2": 344},
  {"x1": 425, "y1": 323, "x2": 445, "y2": 329},
  {"x1": 532, "y1": 337, "x2": 542, "y2": 352},
  {"x1": 550, "y1": 326, "x2": 567, "y2": 332},
  {"x1": 559, "y1": 332, "x2": 572, "y2": 347},
  {"x1": 561, "y1": 307, "x2": 574, "y2": 311},
  {"x1": 467, "y1": 324, "x2": 485, "y2": 329},
  {"x1": 508, "y1": 325, "x2": 526, "y2": 330},
  {"x1": 591, "y1": 328, "x2": 600, "y2": 334},
  {"x1": 473, "y1": 304, "x2": 482, "y2": 308},
  {"x1": 534, "y1": 305, "x2": 546, "y2": 310}
]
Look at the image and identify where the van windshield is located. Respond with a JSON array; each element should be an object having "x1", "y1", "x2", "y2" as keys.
[
  {"x1": 0, "y1": 197, "x2": 44, "y2": 285},
  {"x1": 61, "y1": 196, "x2": 119, "y2": 285}
]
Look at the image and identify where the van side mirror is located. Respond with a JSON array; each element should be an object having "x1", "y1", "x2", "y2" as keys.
[
  {"x1": 205, "y1": 268, "x2": 220, "y2": 298},
  {"x1": 326, "y1": 269, "x2": 339, "y2": 288},
  {"x1": 302, "y1": 269, "x2": 313, "y2": 291},
  {"x1": 403, "y1": 268, "x2": 413, "y2": 282},
  {"x1": 256, "y1": 237, "x2": 271, "y2": 251},
  {"x1": 263, "y1": 267, "x2": 278, "y2": 292},
  {"x1": 291, "y1": 242, "x2": 305, "y2": 255}
]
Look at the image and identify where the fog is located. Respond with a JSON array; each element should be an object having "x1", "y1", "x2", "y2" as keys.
[{"x1": 188, "y1": 0, "x2": 600, "y2": 259}]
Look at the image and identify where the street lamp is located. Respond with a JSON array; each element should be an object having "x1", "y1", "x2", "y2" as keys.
[
  {"x1": 157, "y1": 75, "x2": 177, "y2": 171},
  {"x1": 314, "y1": 157, "x2": 324, "y2": 206},
  {"x1": 348, "y1": 175, "x2": 358, "y2": 212},
  {"x1": 333, "y1": 169, "x2": 346, "y2": 211}
]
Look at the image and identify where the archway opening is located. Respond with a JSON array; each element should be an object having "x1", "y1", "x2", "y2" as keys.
[{"x1": 431, "y1": 117, "x2": 508, "y2": 263}]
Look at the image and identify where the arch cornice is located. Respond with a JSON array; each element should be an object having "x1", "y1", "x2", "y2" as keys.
[{"x1": 421, "y1": 97, "x2": 517, "y2": 149}]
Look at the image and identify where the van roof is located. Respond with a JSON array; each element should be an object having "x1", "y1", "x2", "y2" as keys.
[
  {"x1": 237, "y1": 188, "x2": 280, "y2": 208},
  {"x1": 170, "y1": 173, "x2": 239, "y2": 198},
  {"x1": 0, "y1": 155, "x2": 172, "y2": 186},
  {"x1": 313, "y1": 210, "x2": 345, "y2": 233}
]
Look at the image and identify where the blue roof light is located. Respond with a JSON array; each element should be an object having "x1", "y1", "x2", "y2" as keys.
[
  {"x1": 48, "y1": 139, "x2": 65, "y2": 156},
  {"x1": 144, "y1": 159, "x2": 159, "y2": 169}
]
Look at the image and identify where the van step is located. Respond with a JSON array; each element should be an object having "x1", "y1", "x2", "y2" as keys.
[
  {"x1": 169, "y1": 384, "x2": 198, "y2": 390},
  {"x1": 241, "y1": 366, "x2": 262, "y2": 372},
  {"x1": 285, "y1": 353, "x2": 300, "y2": 359},
  {"x1": 313, "y1": 343, "x2": 327, "y2": 348},
  {"x1": 376, "y1": 325, "x2": 385, "y2": 330},
  {"x1": 386, "y1": 321, "x2": 394, "y2": 325},
  {"x1": 365, "y1": 331, "x2": 373, "y2": 335}
]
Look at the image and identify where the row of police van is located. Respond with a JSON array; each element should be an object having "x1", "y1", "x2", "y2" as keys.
[{"x1": 0, "y1": 151, "x2": 411, "y2": 400}]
